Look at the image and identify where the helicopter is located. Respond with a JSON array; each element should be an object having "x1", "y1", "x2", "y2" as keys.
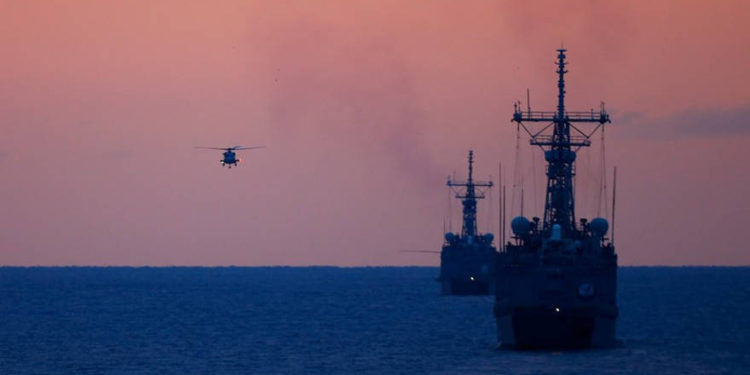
[{"x1": 195, "y1": 145, "x2": 264, "y2": 168}]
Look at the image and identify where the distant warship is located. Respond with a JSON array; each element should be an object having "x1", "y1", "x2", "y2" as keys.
[
  {"x1": 494, "y1": 49, "x2": 618, "y2": 348},
  {"x1": 440, "y1": 151, "x2": 496, "y2": 295}
]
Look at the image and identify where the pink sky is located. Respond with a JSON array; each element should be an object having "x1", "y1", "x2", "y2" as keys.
[{"x1": 1, "y1": 1, "x2": 748, "y2": 266}]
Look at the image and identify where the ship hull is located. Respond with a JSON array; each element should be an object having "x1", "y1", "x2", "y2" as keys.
[
  {"x1": 441, "y1": 278, "x2": 493, "y2": 295},
  {"x1": 495, "y1": 305, "x2": 616, "y2": 349},
  {"x1": 439, "y1": 245, "x2": 495, "y2": 296},
  {"x1": 494, "y1": 251, "x2": 618, "y2": 349}
]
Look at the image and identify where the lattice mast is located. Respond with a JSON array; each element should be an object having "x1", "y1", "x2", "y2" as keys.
[
  {"x1": 512, "y1": 49, "x2": 610, "y2": 235},
  {"x1": 447, "y1": 151, "x2": 493, "y2": 238}
]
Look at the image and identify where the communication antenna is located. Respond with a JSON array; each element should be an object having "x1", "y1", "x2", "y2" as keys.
[
  {"x1": 531, "y1": 142, "x2": 538, "y2": 215},
  {"x1": 497, "y1": 163, "x2": 505, "y2": 251},
  {"x1": 511, "y1": 122, "x2": 523, "y2": 216},
  {"x1": 611, "y1": 166, "x2": 617, "y2": 244},
  {"x1": 597, "y1": 124, "x2": 608, "y2": 217},
  {"x1": 527, "y1": 88, "x2": 531, "y2": 116},
  {"x1": 502, "y1": 184, "x2": 507, "y2": 248},
  {"x1": 487, "y1": 175, "x2": 494, "y2": 234},
  {"x1": 603, "y1": 125, "x2": 609, "y2": 219},
  {"x1": 447, "y1": 179, "x2": 453, "y2": 232}
]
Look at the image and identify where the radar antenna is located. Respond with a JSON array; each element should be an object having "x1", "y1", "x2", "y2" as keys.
[
  {"x1": 447, "y1": 150, "x2": 493, "y2": 238},
  {"x1": 511, "y1": 49, "x2": 611, "y2": 234}
]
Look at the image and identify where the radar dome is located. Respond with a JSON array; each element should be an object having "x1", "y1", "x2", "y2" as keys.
[
  {"x1": 445, "y1": 233, "x2": 458, "y2": 242},
  {"x1": 484, "y1": 233, "x2": 494, "y2": 243},
  {"x1": 550, "y1": 224, "x2": 562, "y2": 242},
  {"x1": 590, "y1": 218, "x2": 609, "y2": 237},
  {"x1": 511, "y1": 216, "x2": 531, "y2": 236}
]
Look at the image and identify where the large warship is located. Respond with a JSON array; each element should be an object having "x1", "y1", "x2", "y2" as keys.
[
  {"x1": 440, "y1": 151, "x2": 496, "y2": 295},
  {"x1": 494, "y1": 49, "x2": 618, "y2": 348}
]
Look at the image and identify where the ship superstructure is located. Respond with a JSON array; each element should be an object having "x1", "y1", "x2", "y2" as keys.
[
  {"x1": 440, "y1": 151, "x2": 496, "y2": 295},
  {"x1": 494, "y1": 49, "x2": 618, "y2": 348}
]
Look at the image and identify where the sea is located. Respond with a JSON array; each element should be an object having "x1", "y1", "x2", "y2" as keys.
[{"x1": 0, "y1": 267, "x2": 747, "y2": 374}]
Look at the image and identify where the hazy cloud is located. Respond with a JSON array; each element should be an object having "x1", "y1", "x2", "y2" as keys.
[
  {"x1": 262, "y1": 15, "x2": 445, "y2": 187},
  {"x1": 101, "y1": 150, "x2": 133, "y2": 160},
  {"x1": 618, "y1": 106, "x2": 750, "y2": 140}
]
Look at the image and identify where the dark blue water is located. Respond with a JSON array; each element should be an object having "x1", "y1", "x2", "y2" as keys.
[{"x1": 1, "y1": 267, "x2": 748, "y2": 374}]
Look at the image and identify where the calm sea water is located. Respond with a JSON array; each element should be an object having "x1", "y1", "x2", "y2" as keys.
[{"x1": 0, "y1": 267, "x2": 748, "y2": 374}]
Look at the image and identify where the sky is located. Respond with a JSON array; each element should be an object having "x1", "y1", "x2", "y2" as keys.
[{"x1": 0, "y1": 0, "x2": 748, "y2": 266}]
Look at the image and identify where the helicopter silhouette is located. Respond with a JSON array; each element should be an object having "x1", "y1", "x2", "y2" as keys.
[{"x1": 195, "y1": 145, "x2": 264, "y2": 168}]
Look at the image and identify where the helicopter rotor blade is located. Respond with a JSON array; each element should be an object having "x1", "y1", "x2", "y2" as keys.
[
  {"x1": 234, "y1": 146, "x2": 265, "y2": 151},
  {"x1": 194, "y1": 146, "x2": 230, "y2": 150}
]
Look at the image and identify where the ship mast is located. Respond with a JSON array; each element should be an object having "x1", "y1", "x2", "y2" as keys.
[
  {"x1": 448, "y1": 150, "x2": 493, "y2": 238},
  {"x1": 512, "y1": 49, "x2": 610, "y2": 235}
]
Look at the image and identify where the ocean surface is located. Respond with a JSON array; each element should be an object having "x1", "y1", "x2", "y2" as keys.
[{"x1": 0, "y1": 267, "x2": 748, "y2": 374}]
